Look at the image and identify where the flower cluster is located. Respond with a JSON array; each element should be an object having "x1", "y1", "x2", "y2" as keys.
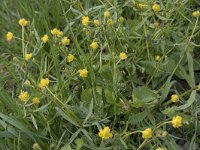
[{"x1": 98, "y1": 126, "x2": 113, "y2": 140}]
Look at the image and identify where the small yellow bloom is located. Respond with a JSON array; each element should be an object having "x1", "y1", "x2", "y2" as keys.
[
  {"x1": 170, "y1": 94, "x2": 179, "y2": 103},
  {"x1": 98, "y1": 126, "x2": 113, "y2": 140},
  {"x1": 6, "y1": 32, "x2": 13, "y2": 41},
  {"x1": 18, "y1": 91, "x2": 30, "y2": 102},
  {"x1": 152, "y1": 4, "x2": 160, "y2": 12},
  {"x1": 90, "y1": 42, "x2": 99, "y2": 50},
  {"x1": 67, "y1": 54, "x2": 75, "y2": 62},
  {"x1": 104, "y1": 11, "x2": 110, "y2": 17},
  {"x1": 79, "y1": 69, "x2": 88, "y2": 77},
  {"x1": 82, "y1": 16, "x2": 89, "y2": 26},
  {"x1": 38, "y1": 78, "x2": 49, "y2": 89},
  {"x1": 171, "y1": 116, "x2": 182, "y2": 128},
  {"x1": 51, "y1": 28, "x2": 63, "y2": 36},
  {"x1": 41, "y1": 34, "x2": 49, "y2": 43},
  {"x1": 25, "y1": 53, "x2": 33, "y2": 61},
  {"x1": 18, "y1": 18, "x2": 29, "y2": 27},
  {"x1": 61, "y1": 37, "x2": 70, "y2": 46},
  {"x1": 107, "y1": 19, "x2": 114, "y2": 26},
  {"x1": 156, "y1": 147, "x2": 164, "y2": 150},
  {"x1": 192, "y1": 11, "x2": 200, "y2": 17},
  {"x1": 142, "y1": 128, "x2": 153, "y2": 139},
  {"x1": 93, "y1": 20, "x2": 100, "y2": 26},
  {"x1": 155, "y1": 55, "x2": 160, "y2": 61},
  {"x1": 24, "y1": 80, "x2": 31, "y2": 86},
  {"x1": 32, "y1": 97, "x2": 40, "y2": 104},
  {"x1": 120, "y1": 52, "x2": 127, "y2": 60},
  {"x1": 32, "y1": 143, "x2": 40, "y2": 150}
]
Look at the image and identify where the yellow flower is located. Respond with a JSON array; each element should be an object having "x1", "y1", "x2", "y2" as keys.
[
  {"x1": 142, "y1": 128, "x2": 153, "y2": 139},
  {"x1": 156, "y1": 147, "x2": 164, "y2": 150},
  {"x1": 18, "y1": 18, "x2": 29, "y2": 27},
  {"x1": 51, "y1": 28, "x2": 63, "y2": 36},
  {"x1": 41, "y1": 34, "x2": 49, "y2": 43},
  {"x1": 32, "y1": 97, "x2": 40, "y2": 104},
  {"x1": 61, "y1": 37, "x2": 70, "y2": 46},
  {"x1": 25, "y1": 53, "x2": 33, "y2": 61},
  {"x1": 170, "y1": 94, "x2": 179, "y2": 103},
  {"x1": 38, "y1": 78, "x2": 49, "y2": 89},
  {"x1": 82, "y1": 16, "x2": 89, "y2": 26},
  {"x1": 79, "y1": 69, "x2": 88, "y2": 77},
  {"x1": 171, "y1": 116, "x2": 182, "y2": 128},
  {"x1": 6, "y1": 32, "x2": 13, "y2": 41},
  {"x1": 107, "y1": 19, "x2": 114, "y2": 26},
  {"x1": 93, "y1": 20, "x2": 100, "y2": 26},
  {"x1": 155, "y1": 55, "x2": 160, "y2": 61},
  {"x1": 152, "y1": 4, "x2": 160, "y2": 12},
  {"x1": 32, "y1": 143, "x2": 40, "y2": 150},
  {"x1": 98, "y1": 126, "x2": 113, "y2": 140},
  {"x1": 67, "y1": 54, "x2": 75, "y2": 62},
  {"x1": 192, "y1": 11, "x2": 200, "y2": 17},
  {"x1": 90, "y1": 42, "x2": 99, "y2": 50},
  {"x1": 104, "y1": 11, "x2": 110, "y2": 17},
  {"x1": 18, "y1": 91, "x2": 30, "y2": 102},
  {"x1": 120, "y1": 52, "x2": 127, "y2": 60}
]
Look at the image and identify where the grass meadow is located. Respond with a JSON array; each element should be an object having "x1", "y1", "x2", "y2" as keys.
[{"x1": 0, "y1": 0, "x2": 200, "y2": 149}]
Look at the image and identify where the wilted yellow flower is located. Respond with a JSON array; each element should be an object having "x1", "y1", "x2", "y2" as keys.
[
  {"x1": 152, "y1": 4, "x2": 160, "y2": 12},
  {"x1": 192, "y1": 11, "x2": 200, "y2": 17},
  {"x1": 38, "y1": 78, "x2": 49, "y2": 89},
  {"x1": 107, "y1": 19, "x2": 114, "y2": 26},
  {"x1": 18, "y1": 18, "x2": 29, "y2": 27},
  {"x1": 93, "y1": 20, "x2": 100, "y2": 26},
  {"x1": 67, "y1": 54, "x2": 75, "y2": 62},
  {"x1": 171, "y1": 116, "x2": 182, "y2": 128},
  {"x1": 90, "y1": 42, "x2": 98, "y2": 50},
  {"x1": 25, "y1": 53, "x2": 33, "y2": 61},
  {"x1": 32, "y1": 143, "x2": 40, "y2": 150},
  {"x1": 79, "y1": 69, "x2": 88, "y2": 77},
  {"x1": 24, "y1": 80, "x2": 31, "y2": 86},
  {"x1": 82, "y1": 16, "x2": 89, "y2": 26},
  {"x1": 120, "y1": 52, "x2": 127, "y2": 60},
  {"x1": 32, "y1": 97, "x2": 40, "y2": 104},
  {"x1": 104, "y1": 11, "x2": 110, "y2": 17},
  {"x1": 170, "y1": 94, "x2": 179, "y2": 103},
  {"x1": 6, "y1": 32, "x2": 13, "y2": 41},
  {"x1": 98, "y1": 126, "x2": 113, "y2": 140},
  {"x1": 155, "y1": 55, "x2": 160, "y2": 61},
  {"x1": 51, "y1": 28, "x2": 63, "y2": 36},
  {"x1": 142, "y1": 128, "x2": 153, "y2": 139},
  {"x1": 61, "y1": 37, "x2": 70, "y2": 46},
  {"x1": 41, "y1": 34, "x2": 49, "y2": 43},
  {"x1": 18, "y1": 91, "x2": 29, "y2": 102}
]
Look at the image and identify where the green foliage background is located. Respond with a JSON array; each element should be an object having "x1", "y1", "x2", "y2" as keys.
[{"x1": 0, "y1": 0, "x2": 200, "y2": 149}]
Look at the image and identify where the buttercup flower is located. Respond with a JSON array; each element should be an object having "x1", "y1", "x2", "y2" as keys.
[
  {"x1": 170, "y1": 94, "x2": 179, "y2": 103},
  {"x1": 32, "y1": 97, "x2": 40, "y2": 104},
  {"x1": 171, "y1": 116, "x2": 182, "y2": 128},
  {"x1": 82, "y1": 16, "x2": 89, "y2": 26},
  {"x1": 90, "y1": 42, "x2": 98, "y2": 50},
  {"x1": 142, "y1": 128, "x2": 153, "y2": 139},
  {"x1": 51, "y1": 28, "x2": 63, "y2": 36},
  {"x1": 25, "y1": 53, "x2": 33, "y2": 61},
  {"x1": 98, "y1": 126, "x2": 113, "y2": 140},
  {"x1": 61, "y1": 37, "x2": 70, "y2": 46},
  {"x1": 107, "y1": 19, "x2": 114, "y2": 26},
  {"x1": 18, "y1": 18, "x2": 29, "y2": 27},
  {"x1": 41, "y1": 34, "x2": 49, "y2": 43},
  {"x1": 104, "y1": 11, "x2": 110, "y2": 17},
  {"x1": 38, "y1": 78, "x2": 49, "y2": 89},
  {"x1": 192, "y1": 11, "x2": 200, "y2": 17},
  {"x1": 152, "y1": 4, "x2": 160, "y2": 12},
  {"x1": 120, "y1": 52, "x2": 127, "y2": 60},
  {"x1": 79, "y1": 69, "x2": 88, "y2": 77},
  {"x1": 18, "y1": 91, "x2": 29, "y2": 102},
  {"x1": 67, "y1": 54, "x2": 75, "y2": 62},
  {"x1": 93, "y1": 20, "x2": 100, "y2": 26},
  {"x1": 6, "y1": 32, "x2": 13, "y2": 41}
]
